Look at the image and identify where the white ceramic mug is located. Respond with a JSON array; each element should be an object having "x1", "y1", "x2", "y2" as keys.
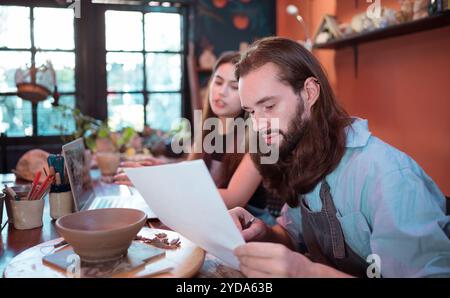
[
  {"x1": 10, "y1": 198, "x2": 44, "y2": 230},
  {"x1": 49, "y1": 191, "x2": 73, "y2": 220}
]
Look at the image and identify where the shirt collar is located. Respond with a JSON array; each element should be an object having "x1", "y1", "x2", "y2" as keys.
[{"x1": 345, "y1": 117, "x2": 371, "y2": 148}]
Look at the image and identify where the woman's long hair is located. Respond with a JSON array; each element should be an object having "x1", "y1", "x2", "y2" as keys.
[{"x1": 188, "y1": 51, "x2": 246, "y2": 187}]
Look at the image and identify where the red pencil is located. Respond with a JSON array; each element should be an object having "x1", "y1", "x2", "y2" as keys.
[
  {"x1": 32, "y1": 174, "x2": 54, "y2": 200},
  {"x1": 33, "y1": 175, "x2": 53, "y2": 200},
  {"x1": 35, "y1": 183, "x2": 52, "y2": 201},
  {"x1": 27, "y1": 171, "x2": 42, "y2": 200}
]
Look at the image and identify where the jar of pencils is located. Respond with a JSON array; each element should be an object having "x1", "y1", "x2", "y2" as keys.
[
  {"x1": 3, "y1": 184, "x2": 31, "y2": 224},
  {"x1": 4, "y1": 181, "x2": 48, "y2": 230},
  {"x1": 5, "y1": 168, "x2": 54, "y2": 229},
  {"x1": 49, "y1": 184, "x2": 73, "y2": 220},
  {"x1": 47, "y1": 154, "x2": 73, "y2": 220},
  {"x1": 10, "y1": 198, "x2": 45, "y2": 230}
]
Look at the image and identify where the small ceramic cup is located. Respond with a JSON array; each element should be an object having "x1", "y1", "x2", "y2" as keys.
[
  {"x1": 10, "y1": 198, "x2": 45, "y2": 230},
  {"x1": 3, "y1": 184, "x2": 32, "y2": 224},
  {"x1": 49, "y1": 191, "x2": 73, "y2": 220}
]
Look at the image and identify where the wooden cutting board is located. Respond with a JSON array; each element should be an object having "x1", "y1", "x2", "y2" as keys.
[{"x1": 3, "y1": 228, "x2": 205, "y2": 278}]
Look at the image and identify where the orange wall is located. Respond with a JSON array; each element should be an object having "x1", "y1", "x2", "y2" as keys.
[{"x1": 277, "y1": 0, "x2": 450, "y2": 195}]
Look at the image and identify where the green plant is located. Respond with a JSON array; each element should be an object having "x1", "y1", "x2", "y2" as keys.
[{"x1": 56, "y1": 104, "x2": 136, "y2": 152}]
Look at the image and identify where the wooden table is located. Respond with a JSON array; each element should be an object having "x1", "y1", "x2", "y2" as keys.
[{"x1": 0, "y1": 173, "x2": 243, "y2": 278}]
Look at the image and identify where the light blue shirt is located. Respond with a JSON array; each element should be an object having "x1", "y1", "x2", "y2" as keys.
[{"x1": 277, "y1": 118, "x2": 450, "y2": 277}]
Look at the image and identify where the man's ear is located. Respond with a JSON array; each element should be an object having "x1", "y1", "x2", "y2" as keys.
[{"x1": 301, "y1": 77, "x2": 320, "y2": 111}]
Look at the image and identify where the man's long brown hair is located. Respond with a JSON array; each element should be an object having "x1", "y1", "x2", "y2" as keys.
[
  {"x1": 188, "y1": 51, "x2": 246, "y2": 187},
  {"x1": 235, "y1": 37, "x2": 352, "y2": 207}
]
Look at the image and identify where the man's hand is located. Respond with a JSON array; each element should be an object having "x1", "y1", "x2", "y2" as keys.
[
  {"x1": 235, "y1": 242, "x2": 354, "y2": 278},
  {"x1": 234, "y1": 242, "x2": 316, "y2": 278},
  {"x1": 229, "y1": 207, "x2": 268, "y2": 242}
]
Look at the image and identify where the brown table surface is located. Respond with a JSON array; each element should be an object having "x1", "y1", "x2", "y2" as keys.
[{"x1": 0, "y1": 173, "x2": 243, "y2": 278}]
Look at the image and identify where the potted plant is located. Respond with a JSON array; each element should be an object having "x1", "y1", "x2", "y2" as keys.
[{"x1": 55, "y1": 105, "x2": 136, "y2": 178}]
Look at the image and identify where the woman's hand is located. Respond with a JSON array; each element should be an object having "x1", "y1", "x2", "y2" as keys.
[
  {"x1": 113, "y1": 172, "x2": 134, "y2": 186},
  {"x1": 113, "y1": 158, "x2": 164, "y2": 186},
  {"x1": 120, "y1": 157, "x2": 164, "y2": 168}
]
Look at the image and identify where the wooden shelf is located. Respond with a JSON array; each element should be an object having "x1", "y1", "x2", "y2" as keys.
[{"x1": 314, "y1": 11, "x2": 450, "y2": 50}]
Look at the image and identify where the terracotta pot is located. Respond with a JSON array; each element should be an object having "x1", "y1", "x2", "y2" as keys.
[
  {"x1": 55, "y1": 208, "x2": 147, "y2": 263},
  {"x1": 96, "y1": 152, "x2": 121, "y2": 176}
]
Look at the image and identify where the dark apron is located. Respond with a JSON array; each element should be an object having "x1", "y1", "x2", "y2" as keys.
[{"x1": 299, "y1": 180, "x2": 369, "y2": 277}]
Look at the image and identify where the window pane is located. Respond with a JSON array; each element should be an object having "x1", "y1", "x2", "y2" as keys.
[
  {"x1": 0, "y1": 51, "x2": 32, "y2": 93},
  {"x1": 35, "y1": 51, "x2": 75, "y2": 92},
  {"x1": 37, "y1": 95, "x2": 75, "y2": 136},
  {"x1": 146, "y1": 93, "x2": 181, "y2": 131},
  {"x1": 145, "y1": 13, "x2": 182, "y2": 52},
  {"x1": 108, "y1": 93, "x2": 144, "y2": 132},
  {"x1": 0, "y1": 6, "x2": 30, "y2": 48},
  {"x1": 146, "y1": 53, "x2": 181, "y2": 92},
  {"x1": 105, "y1": 11, "x2": 143, "y2": 51},
  {"x1": 0, "y1": 95, "x2": 32, "y2": 137},
  {"x1": 107, "y1": 53, "x2": 143, "y2": 92},
  {"x1": 34, "y1": 8, "x2": 74, "y2": 50}
]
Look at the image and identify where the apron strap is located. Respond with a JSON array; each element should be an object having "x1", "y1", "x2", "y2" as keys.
[
  {"x1": 319, "y1": 180, "x2": 346, "y2": 259},
  {"x1": 300, "y1": 180, "x2": 370, "y2": 277}
]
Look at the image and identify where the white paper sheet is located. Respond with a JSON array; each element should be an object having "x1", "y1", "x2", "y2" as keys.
[{"x1": 124, "y1": 160, "x2": 245, "y2": 269}]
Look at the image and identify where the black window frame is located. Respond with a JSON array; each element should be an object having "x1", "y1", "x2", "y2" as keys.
[
  {"x1": 0, "y1": 2, "x2": 77, "y2": 137},
  {"x1": 102, "y1": 4, "x2": 188, "y2": 131},
  {"x1": 0, "y1": 0, "x2": 191, "y2": 174}
]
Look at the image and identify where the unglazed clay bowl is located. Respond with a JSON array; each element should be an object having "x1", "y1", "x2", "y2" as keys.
[{"x1": 56, "y1": 208, "x2": 147, "y2": 263}]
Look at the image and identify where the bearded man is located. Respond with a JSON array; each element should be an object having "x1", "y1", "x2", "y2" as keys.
[{"x1": 230, "y1": 37, "x2": 450, "y2": 278}]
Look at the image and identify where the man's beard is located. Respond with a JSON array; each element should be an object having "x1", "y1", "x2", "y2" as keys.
[{"x1": 250, "y1": 101, "x2": 314, "y2": 207}]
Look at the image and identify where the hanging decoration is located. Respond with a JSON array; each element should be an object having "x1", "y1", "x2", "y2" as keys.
[
  {"x1": 233, "y1": 13, "x2": 250, "y2": 30},
  {"x1": 15, "y1": 61, "x2": 59, "y2": 105},
  {"x1": 212, "y1": 0, "x2": 228, "y2": 9}
]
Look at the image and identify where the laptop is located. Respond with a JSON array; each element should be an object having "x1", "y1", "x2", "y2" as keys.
[{"x1": 62, "y1": 138, "x2": 156, "y2": 218}]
